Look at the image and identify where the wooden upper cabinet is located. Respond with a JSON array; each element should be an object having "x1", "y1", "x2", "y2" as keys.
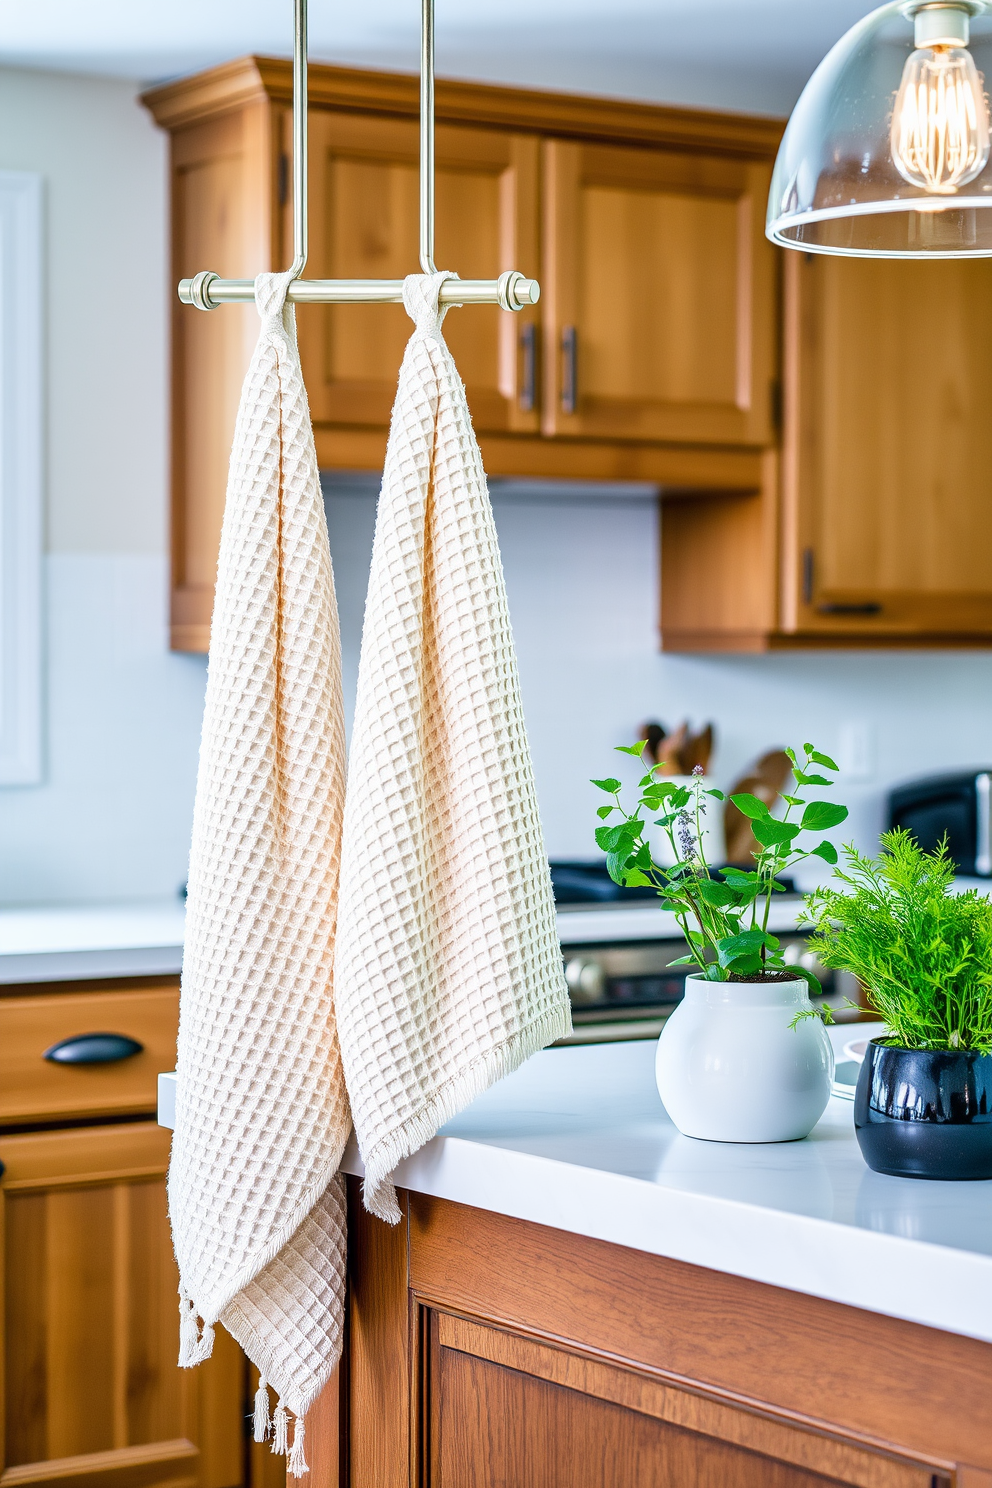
[
  {"x1": 169, "y1": 101, "x2": 279, "y2": 653},
  {"x1": 143, "y1": 58, "x2": 782, "y2": 652},
  {"x1": 542, "y1": 141, "x2": 777, "y2": 446},
  {"x1": 780, "y1": 250, "x2": 992, "y2": 642},
  {"x1": 298, "y1": 112, "x2": 540, "y2": 435}
]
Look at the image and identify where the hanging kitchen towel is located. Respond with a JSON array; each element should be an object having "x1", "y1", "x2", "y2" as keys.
[
  {"x1": 334, "y1": 271, "x2": 572, "y2": 1222},
  {"x1": 169, "y1": 270, "x2": 350, "y2": 1477}
]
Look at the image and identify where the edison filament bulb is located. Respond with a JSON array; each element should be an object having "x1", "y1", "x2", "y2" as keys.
[{"x1": 891, "y1": 4, "x2": 991, "y2": 193}]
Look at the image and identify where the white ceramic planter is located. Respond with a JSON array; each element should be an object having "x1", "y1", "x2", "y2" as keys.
[{"x1": 655, "y1": 974, "x2": 834, "y2": 1142}]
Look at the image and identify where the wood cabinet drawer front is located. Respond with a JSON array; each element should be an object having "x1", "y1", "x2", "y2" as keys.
[{"x1": 0, "y1": 987, "x2": 179, "y2": 1125}]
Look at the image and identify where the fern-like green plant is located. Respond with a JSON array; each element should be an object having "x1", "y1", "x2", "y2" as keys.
[{"x1": 805, "y1": 829, "x2": 992, "y2": 1051}]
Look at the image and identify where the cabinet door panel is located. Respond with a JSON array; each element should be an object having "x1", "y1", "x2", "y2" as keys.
[
  {"x1": 170, "y1": 104, "x2": 276, "y2": 653},
  {"x1": 298, "y1": 112, "x2": 540, "y2": 435},
  {"x1": 542, "y1": 140, "x2": 777, "y2": 445},
  {"x1": 435, "y1": 1349, "x2": 848, "y2": 1488},
  {"x1": 1, "y1": 1124, "x2": 244, "y2": 1488},
  {"x1": 782, "y1": 251, "x2": 992, "y2": 638},
  {"x1": 428, "y1": 1312, "x2": 938, "y2": 1488}
]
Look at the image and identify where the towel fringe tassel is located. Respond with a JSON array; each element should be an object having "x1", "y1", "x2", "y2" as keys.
[
  {"x1": 271, "y1": 1401, "x2": 290, "y2": 1457},
  {"x1": 288, "y1": 1414, "x2": 308, "y2": 1477},
  {"x1": 177, "y1": 1290, "x2": 215, "y2": 1367},
  {"x1": 253, "y1": 1377, "x2": 271, "y2": 1443}
]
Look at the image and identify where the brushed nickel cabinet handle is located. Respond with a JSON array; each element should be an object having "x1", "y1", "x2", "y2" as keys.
[
  {"x1": 802, "y1": 548, "x2": 815, "y2": 605},
  {"x1": 519, "y1": 322, "x2": 536, "y2": 412},
  {"x1": 44, "y1": 1032, "x2": 144, "y2": 1065},
  {"x1": 561, "y1": 325, "x2": 577, "y2": 415},
  {"x1": 817, "y1": 603, "x2": 883, "y2": 616}
]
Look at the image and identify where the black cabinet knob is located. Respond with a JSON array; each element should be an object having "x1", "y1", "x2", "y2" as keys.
[{"x1": 43, "y1": 1032, "x2": 144, "y2": 1065}]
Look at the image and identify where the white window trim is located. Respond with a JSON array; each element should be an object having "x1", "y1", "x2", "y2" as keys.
[{"x1": 0, "y1": 171, "x2": 42, "y2": 785}]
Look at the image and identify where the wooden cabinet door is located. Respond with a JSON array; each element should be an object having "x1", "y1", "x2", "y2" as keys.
[
  {"x1": 428, "y1": 1311, "x2": 941, "y2": 1488},
  {"x1": 0, "y1": 1123, "x2": 245, "y2": 1488},
  {"x1": 296, "y1": 111, "x2": 540, "y2": 436},
  {"x1": 541, "y1": 140, "x2": 777, "y2": 446},
  {"x1": 782, "y1": 251, "x2": 992, "y2": 640}
]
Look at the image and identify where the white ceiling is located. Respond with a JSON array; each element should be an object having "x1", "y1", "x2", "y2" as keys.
[{"x1": 0, "y1": 0, "x2": 877, "y2": 115}]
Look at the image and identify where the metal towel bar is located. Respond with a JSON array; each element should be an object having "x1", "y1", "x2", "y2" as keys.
[{"x1": 178, "y1": 0, "x2": 540, "y2": 314}]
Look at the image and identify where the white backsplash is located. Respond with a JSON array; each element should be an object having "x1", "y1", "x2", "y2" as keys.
[{"x1": 3, "y1": 480, "x2": 992, "y2": 904}]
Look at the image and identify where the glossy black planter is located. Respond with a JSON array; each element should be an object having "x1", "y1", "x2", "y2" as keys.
[{"x1": 854, "y1": 1040, "x2": 992, "y2": 1180}]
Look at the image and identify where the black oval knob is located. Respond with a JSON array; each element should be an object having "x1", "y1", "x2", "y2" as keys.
[{"x1": 43, "y1": 1032, "x2": 144, "y2": 1065}]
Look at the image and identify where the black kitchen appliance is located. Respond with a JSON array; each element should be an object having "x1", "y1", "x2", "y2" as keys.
[{"x1": 887, "y1": 770, "x2": 992, "y2": 876}]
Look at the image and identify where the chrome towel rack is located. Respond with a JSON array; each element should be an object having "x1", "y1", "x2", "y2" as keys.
[{"x1": 179, "y1": 0, "x2": 540, "y2": 313}]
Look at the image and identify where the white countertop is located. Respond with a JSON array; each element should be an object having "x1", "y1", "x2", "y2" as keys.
[
  {"x1": 0, "y1": 899, "x2": 186, "y2": 982},
  {"x1": 158, "y1": 1022, "x2": 992, "y2": 1345},
  {"x1": 8, "y1": 879, "x2": 990, "y2": 981}
]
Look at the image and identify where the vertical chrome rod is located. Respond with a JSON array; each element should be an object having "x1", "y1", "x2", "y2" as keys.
[
  {"x1": 291, "y1": 0, "x2": 308, "y2": 277},
  {"x1": 420, "y1": 0, "x2": 437, "y2": 273}
]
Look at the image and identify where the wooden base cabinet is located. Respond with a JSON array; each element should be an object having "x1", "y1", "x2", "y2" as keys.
[
  {"x1": 326, "y1": 1180, "x2": 990, "y2": 1488},
  {"x1": 0, "y1": 978, "x2": 267, "y2": 1488}
]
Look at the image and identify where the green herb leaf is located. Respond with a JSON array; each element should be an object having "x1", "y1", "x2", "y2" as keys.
[
  {"x1": 716, "y1": 928, "x2": 771, "y2": 966},
  {"x1": 810, "y1": 840, "x2": 839, "y2": 864},
  {"x1": 696, "y1": 879, "x2": 739, "y2": 907},
  {"x1": 623, "y1": 868, "x2": 654, "y2": 888},
  {"x1": 615, "y1": 743, "x2": 647, "y2": 757},
  {"x1": 809, "y1": 750, "x2": 839, "y2": 771},
  {"x1": 729, "y1": 792, "x2": 770, "y2": 820},
  {"x1": 752, "y1": 816, "x2": 801, "y2": 847},
  {"x1": 595, "y1": 821, "x2": 641, "y2": 852},
  {"x1": 789, "y1": 964, "x2": 824, "y2": 999},
  {"x1": 606, "y1": 850, "x2": 633, "y2": 885},
  {"x1": 666, "y1": 953, "x2": 697, "y2": 967},
  {"x1": 784, "y1": 746, "x2": 797, "y2": 765},
  {"x1": 801, "y1": 800, "x2": 848, "y2": 831},
  {"x1": 793, "y1": 773, "x2": 831, "y2": 787},
  {"x1": 596, "y1": 805, "x2": 614, "y2": 819},
  {"x1": 705, "y1": 788, "x2": 725, "y2": 801},
  {"x1": 591, "y1": 776, "x2": 622, "y2": 793}
]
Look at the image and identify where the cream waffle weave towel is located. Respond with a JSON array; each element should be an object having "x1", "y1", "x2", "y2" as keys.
[
  {"x1": 169, "y1": 271, "x2": 350, "y2": 1477},
  {"x1": 334, "y1": 272, "x2": 572, "y2": 1222}
]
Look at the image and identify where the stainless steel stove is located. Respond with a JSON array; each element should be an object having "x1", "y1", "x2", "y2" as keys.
[{"x1": 550, "y1": 861, "x2": 857, "y2": 1045}]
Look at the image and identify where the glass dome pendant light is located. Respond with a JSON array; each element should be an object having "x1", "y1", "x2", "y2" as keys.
[{"x1": 767, "y1": 0, "x2": 992, "y2": 256}]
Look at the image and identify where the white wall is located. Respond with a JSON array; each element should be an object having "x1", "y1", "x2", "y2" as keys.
[{"x1": 0, "y1": 69, "x2": 207, "y2": 905}]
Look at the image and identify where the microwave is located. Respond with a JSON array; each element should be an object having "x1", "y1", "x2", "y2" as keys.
[{"x1": 888, "y1": 770, "x2": 992, "y2": 877}]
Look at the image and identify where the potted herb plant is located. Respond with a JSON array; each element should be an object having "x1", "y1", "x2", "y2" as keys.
[
  {"x1": 806, "y1": 830, "x2": 992, "y2": 1180},
  {"x1": 592, "y1": 743, "x2": 848, "y2": 1143}
]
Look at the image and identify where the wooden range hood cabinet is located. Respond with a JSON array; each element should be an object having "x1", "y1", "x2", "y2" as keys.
[
  {"x1": 142, "y1": 56, "x2": 785, "y2": 655},
  {"x1": 145, "y1": 57, "x2": 992, "y2": 655}
]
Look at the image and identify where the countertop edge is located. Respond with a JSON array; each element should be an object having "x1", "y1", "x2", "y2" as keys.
[
  {"x1": 340, "y1": 1130, "x2": 992, "y2": 1346},
  {"x1": 155, "y1": 1071, "x2": 992, "y2": 1346}
]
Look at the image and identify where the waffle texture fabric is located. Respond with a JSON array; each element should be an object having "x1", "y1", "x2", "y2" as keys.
[
  {"x1": 334, "y1": 271, "x2": 572, "y2": 1222},
  {"x1": 169, "y1": 271, "x2": 350, "y2": 1475}
]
